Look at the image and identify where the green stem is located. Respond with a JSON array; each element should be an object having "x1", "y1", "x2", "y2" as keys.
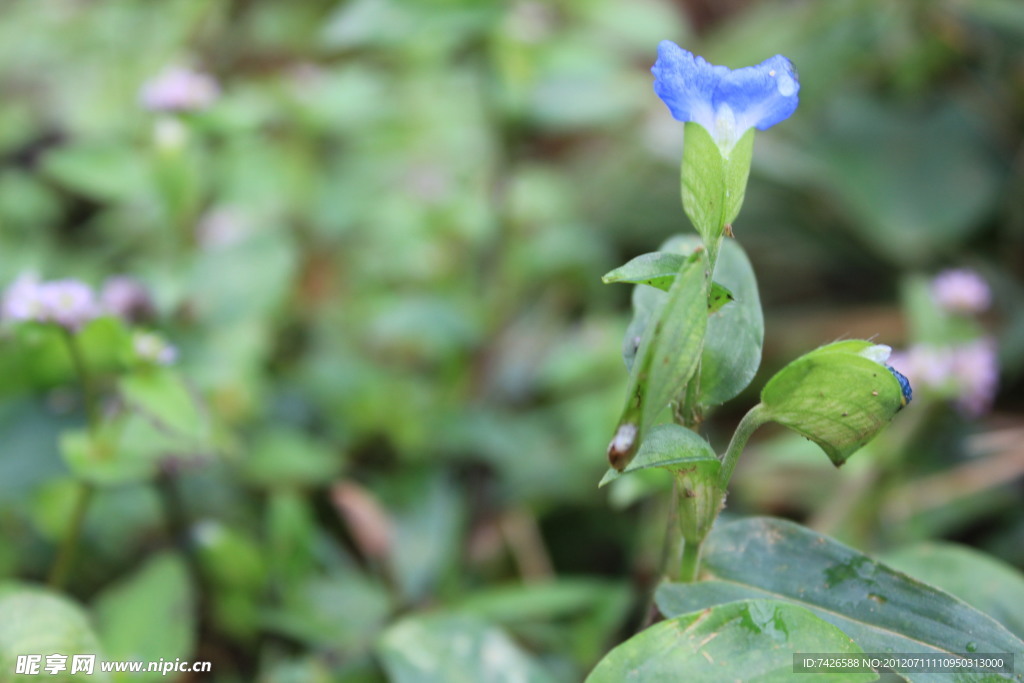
[
  {"x1": 48, "y1": 329, "x2": 101, "y2": 589},
  {"x1": 679, "y1": 537, "x2": 703, "y2": 583},
  {"x1": 48, "y1": 482, "x2": 93, "y2": 589},
  {"x1": 718, "y1": 403, "x2": 770, "y2": 489},
  {"x1": 62, "y1": 329, "x2": 100, "y2": 432}
]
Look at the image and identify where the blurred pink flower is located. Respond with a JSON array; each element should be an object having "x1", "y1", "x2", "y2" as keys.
[
  {"x1": 101, "y1": 276, "x2": 154, "y2": 322},
  {"x1": 931, "y1": 269, "x2": 990, "y2": 314},
  {"x1": 951, "y1": 338, "x2": 998, "y2": 417},
  {"x1": 140, "y1": 66, "x2": 219, "y2": 113},
  {"x1": 888, "y1": 339, "x2": 998, "y2": 417},
  {"x1": 38, "y1": 280, "x2": 100, "y2": 331},
  {"x1": 2, "y1": 273, "x2": 47, "y2": 322},
  {"x1": 3, "y1": 275, "x2": 100, "y2": 331}
]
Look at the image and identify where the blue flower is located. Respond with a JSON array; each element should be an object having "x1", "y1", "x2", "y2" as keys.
[{"x1": 652, "y1": 41, "x2": 800, "y2": 152}]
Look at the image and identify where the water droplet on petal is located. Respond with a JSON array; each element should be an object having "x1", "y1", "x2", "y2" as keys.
[{"x1": 777, "y1": 72, "x2": 797, "y2": 97}]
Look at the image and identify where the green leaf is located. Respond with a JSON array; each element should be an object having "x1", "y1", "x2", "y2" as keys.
[
  {"x1": 242, "y1": 428, "x2": 340, "y2": 489},
  {"x1": 656, "y1": 517, "x2": 1024, "y2": 682},
  {"x1": 621, "y1": 284, "x2": 663, "y2": 373},
  {"x1": 587, "y1": 598, "x2": 872, "y2": 683},
  {"x1": 662, "y1": 235, "x2": 764, "y2": 407},
  {"x1": 377, "y1": 614, "x2": 555, "y2": 683},
  {"x1": 601, "y1": 251, "x2": 686, "y2": 291},
  {"x1": 706, "y1": 282, "x2": 735, "y2": 314},
  {"x1": 119, "y1": 367, "x2": 208, "y2": 443},
  {"x1": 881, "y1": 543, "x2": 1024, "y2": 640},
  {"x1": 0, "y1": 585, "x2": 110, "y2": 683},
  {"x1": 760, "y1": 340, "x2": 904, "y2": 466},
  {"x1": 680, "y1": 123, "x2": 755, "y2": 267},
  {"x1": 93, "y1": 552, "x2": 196, "y2": 677},
  {"x1": 608, "y1": 256, "x2": 708, "y2": 470},
  {"x1": 600, "y1": 423, "x2": 718, "y2": 486}
]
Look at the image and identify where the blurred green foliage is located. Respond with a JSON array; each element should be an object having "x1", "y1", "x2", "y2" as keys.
[{"x1": 0, "y1": 0, "x2": 1023, "y2": 680}]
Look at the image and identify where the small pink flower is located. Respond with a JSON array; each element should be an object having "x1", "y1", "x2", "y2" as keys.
[
  {"x1": 931, "y1": 269, "x2": 991, "y2": 314},
  {"x1": 140, "y1": 66, "x2": 219, "y2": 113},
  {"x1": 951, "y1": 338, "x2": 998, "y2": 417},
  {"x1": 2, "y1": 273, "x2": 47, "y2": 322},
  {"x1": 101, "y1": 276, "x2": 154, "y2": 322},
  {"x1": 38, "y1": 280, "x2": 100, "y2": 331}
]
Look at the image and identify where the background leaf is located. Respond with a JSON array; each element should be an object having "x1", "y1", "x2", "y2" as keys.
[
  {"x1": 377, "y1": 613, "x2": 555, "y2": 683},
  {"x1": 587, "y1": 598, "x2": 873, "y2": 683},
  {"x1": 656, "y1": 517, "x2": 1024, "y2": 681},
  {"x1": 881, "y1": 542, "x2": 1024, "y2": 640}
]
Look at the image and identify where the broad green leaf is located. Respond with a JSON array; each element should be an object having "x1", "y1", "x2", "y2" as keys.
[
  {"x1": 0, "y1": 585, "x2": 110, "y2": 683},
  {"x1": 377, "y1": 614, "x2": 555, "y2": 683},
  {"x1": 760, "y1": 341, "x2": 904, "y2": 466},
  {"x1": 242, "y1": 428, "x2": 340, "y2": 489},
  {"x1": 881, "y1": 543, "x2": 1024, "y2": 640},
  {"x1": 602, "y1": 252, "x2": 686, "y2": 291},
  {"x1": 40, "y1": 141, "x2": 149, "y2": 203},
  {"x1": 61, "y1": 411, "x2": 197, "y2": 486},
  {"x1": 93, "y1": 552, "x2": 195, "y2": 679},
  {"x1": 119, "y1": 367, "x2": 208, "y2": 443},
  {"x1": 680, "y1": 123, "x2": 755, "y2": 267},
  {"x1": 587, "y1": 599, "x2": 872, "y2": 683},
  {"x1": 607, "y1": 256, "x2": 707, "y2": 471},
  {"x1": 656, "y1": 517, "x2": 1024, "y2": 682},
  {"x1": 600, "y1": 423, "x2": 718, "y2": 486},
  {"x1": 812, "y1": 97, "x2": 999, "y2": 266}
]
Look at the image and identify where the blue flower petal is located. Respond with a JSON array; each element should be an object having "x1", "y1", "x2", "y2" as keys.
[
  {"x1": 651, "y1": 41, "x2": 800, "y2": 150},
  {"x1": 651, "y1": 40, "x2": 727, "y2": 131},
  {"x1": 714, "y1": 54, "x2": 800, "y2": 133}
]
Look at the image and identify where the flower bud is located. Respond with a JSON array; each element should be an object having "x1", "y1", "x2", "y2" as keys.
[{"x1": 760, "y1": 340, "x2": 908, "y2": 466}]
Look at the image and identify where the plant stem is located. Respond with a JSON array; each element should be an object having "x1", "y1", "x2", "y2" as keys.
[
  {"x1": 62, "y1": 328, "x2": 100, "y2": 432},
  {"x1": 718, "y1": 403, "x2": 770, "y2": 489},
  {"x1": 48, "y1": 328, "x2": 101, "y2": 589},
  {"x1": 48, "y1": 481, "x2": 93, "y2": 589},
  {"x1": 678, "y1": 538, "x2": 702, "y2": 582}
]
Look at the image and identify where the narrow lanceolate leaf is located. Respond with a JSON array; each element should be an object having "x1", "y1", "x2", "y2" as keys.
[
  {"x1": 656, "y1": 517, "x2": 1024, "y2": 683},
  {"x1": 587, "y1": 599, "x2": 873, "y2": 683},
  {"x1": 607, "y1": 255, "x2": 708, "y2": 471},
  {"x1": 659, "y1": 236, "x2": 764, "y2": 408},
  {"x1": 681, "y1": 123, "x2": 754, "y2": 268},
  {"x1": 602, "y1": 252, "x2": 687, "y2": 292}
]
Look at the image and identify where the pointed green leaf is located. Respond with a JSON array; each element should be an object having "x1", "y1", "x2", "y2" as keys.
[
  {"x1": 681, "y1": 123, "x2": 754, "y2": 267},
  {"x1": 602, "y1": 252, "x2": 687, "y2": 292},
  {"x1": 607, "y1": 257, "x2": 708, "y2": 470},
  {"x1": 760, "y1": 341, "x2": 904, "y2": 466},
  {"x1": 600, "y1": 423, "x2": 718, "y2": 486},
  {"x1": 587, "y1": 599, "x2": 872, "y2": 683},
  {"x1": 656, "y1": 517, "x2": 1024, "y2": 682},
  {"x1": 658, "y1": 236, "x2": 764, "y2": 407}
]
